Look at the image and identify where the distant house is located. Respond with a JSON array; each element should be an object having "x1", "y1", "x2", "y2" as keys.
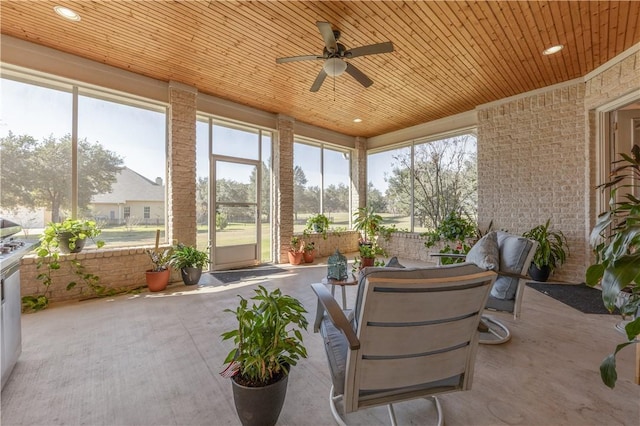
[{"x1": 90, "y1": 167, "x2": 165, "y2": 225}]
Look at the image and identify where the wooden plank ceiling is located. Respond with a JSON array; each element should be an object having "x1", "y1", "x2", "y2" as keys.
[{"x1": 1, "y1": 1, "x2": 639, "y2": 138}]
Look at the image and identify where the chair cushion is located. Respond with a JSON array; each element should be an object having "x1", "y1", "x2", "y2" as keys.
[
  {"x1": 319, "y1": 315, "x2": 349, "y2": 395},
  {"x1": 490, "y1": 231, "x2": 534, "y2": 300},
  {"x1": 385, "y1": 256, "x2": 405, "y2": 268},
  {"x1": 466, "y1": 231, "x2": 499, "y2": 271}
]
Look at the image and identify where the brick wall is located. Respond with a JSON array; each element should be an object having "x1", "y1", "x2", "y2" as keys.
[
  {"x1": 293, "y1": 231, "x2": 360, "y2": 258},
  {"x1": 475, "y1": 50, "x2": 639, "y2": 283},
  {"x1": 276, "y1": 115, "x2": 295, "y2": 263},
  {"x1": 167, "y1": 82, "x2": 197, "y2": 246},
  {"x1": 20, "y1": 245, "x2": 180, "y2": 303}
]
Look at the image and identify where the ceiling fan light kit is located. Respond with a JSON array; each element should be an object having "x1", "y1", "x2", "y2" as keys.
[
  {"x1": 276, "y1": 21, "x2": 394, "y2": 92},
  {"x1": 323, "y1": 58, "x2": 347, "y2": 77}
]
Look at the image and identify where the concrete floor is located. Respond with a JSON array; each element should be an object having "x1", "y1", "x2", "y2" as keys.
[{"x1": 1, "y1": 258, "x2": 638, "y2": 426}]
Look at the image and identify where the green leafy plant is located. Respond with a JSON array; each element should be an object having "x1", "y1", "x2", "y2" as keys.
[
  {"x1": 170, "y1": 243, "x2": 209, "y2": 269},
  {"x1": 358, "y1": 243, "x2": 385, "y2": 259},
  {"x1": 26, "y1": 219, "x2": 106, "y2": 312},
  {"x1": 221, "y1": 286, "x2": 308, "y2": 386},
  {"x1": 353, "y1": 206, "x2": 383, "y2": 244},
  {"x1": 422, "y1": 211, "x2": 475, "y2": 263},
  {"x1": 522, "y1": 219, "x2": 569, "y2": 271},
  {"x1": 146, "y1": 247, "x2": 173, "y2": 272},
  {"x1": 586, "y1": 144, "x2": 640, "y2": 388},
  {"x1": 305, "y1": 213, "x2": 330, "y2": 239},
  {"x1": 289, "y1": 236, "x2": 303, "y2": 253},
  {"x1": 303, "y1": 241, "x2": 315, "y2": 252}
]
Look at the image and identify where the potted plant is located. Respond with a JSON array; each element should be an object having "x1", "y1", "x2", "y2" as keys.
[
  {"x1": 145, "y1": 236, "x2": 173, "y2": 292},
  {"x1": 356, "y1": 243, "x2": 385, "y2": 268},
  {"x1": 287, "y1": 236, "x2": 304, "y2": 265},
  {"x1": 353, "y1": 206, "x2": 383, "y2": 245},
  {"x1": 220, "y1": 286, "x2": 308, "y2": 426},
  {"x1": 170, "y1": 243, "x2": 209, "y2": 285},
  {"x1": 305, "y1": 213, "x2": 330, "y2": 239},
  {"x1": 25, "y1": 219, "x2": 106, "y2": 312},
  {"x1": 302, "y1": 241, "x2": 315, "y2": 263},
  {"x1": 40, "y1": 218, "x2": 104, "y2": 254},
  {"x1": 522, "y1": 219, "x2": 569, "y2": 282},
  {"x1": 422, "y1": 210, "x2": 475, "y2": 264},
  {"x1": 586, "y1": 144, "x2": 640, "y2": 388}
]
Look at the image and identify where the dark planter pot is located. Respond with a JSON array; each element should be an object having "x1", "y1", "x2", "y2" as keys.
[
  {"x1": 232, "y1": 374, "x2": 288, "y2": 426},
  {"x1": 57, "y1": 233, "x2": 86, "y2": 254},
  {"x1": 145, "y1": 269, "x2": 170, "y2": 292},
  {"x1": 181, "y1": 267, "x2": 202, "y2": 285},
  {"x1": 529, "y1": 264, "x2": 551, "y2": 282}
]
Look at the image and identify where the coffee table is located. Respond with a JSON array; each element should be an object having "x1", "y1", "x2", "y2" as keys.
[{"x1": 321, "y1": 274, "x2": 358, "y2": 309}]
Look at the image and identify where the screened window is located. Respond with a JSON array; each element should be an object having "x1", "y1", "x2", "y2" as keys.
[
  {"x1": 293, "y1": 140, "x2": 350, "y2": 232},
  {"x1": 367, "y1": 133, "x2": 477, "y2": 233},
  {"x1": 0, "y1": 72, "x2": 167, "y2": 248}
]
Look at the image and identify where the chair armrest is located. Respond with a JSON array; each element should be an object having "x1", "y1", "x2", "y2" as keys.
[{"x1": 310, "y1": 283, "x2": 360, "y2": 350}]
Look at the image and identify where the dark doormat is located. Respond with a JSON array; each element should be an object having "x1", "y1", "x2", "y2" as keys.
[
  {"x1": 209, "y1": 266, "x2": 289, "y2": 284},
  {"x1": 526, "y1": 282, "x2": 619, "y2": 315}
]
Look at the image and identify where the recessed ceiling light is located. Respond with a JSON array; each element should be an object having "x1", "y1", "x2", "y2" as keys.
[
  {"x1": 543, "y1": 45, "x2": 564, "y2": 55},
  {"x1": 353, "y1": 118, "x2": 362, "y2": 123},
  {"x1": 53, "y1": 6, "x2": 81, "y2": 21}
]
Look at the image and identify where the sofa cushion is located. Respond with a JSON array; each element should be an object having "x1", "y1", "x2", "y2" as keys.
[
  {"x1": 466, "y1": 231, "x2": 499, "y2": 271},
  {"x1": 490, "y1": 231, "x2": 535, "y2": 300}
]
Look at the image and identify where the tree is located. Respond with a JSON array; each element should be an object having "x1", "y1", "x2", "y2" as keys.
[
  {"x1": 293, "y1": 165, "x2": 307, "y2": 220},
  {"x1": 196, "y1": 176, "x2": 209, "y2": 224},
  {"x1": 324, "y1": 183, "x2": 349, "y2": 214},
  {"x1": 249, "y1": 160, "x2": 271, "y2": 222},
  {"x1": 367, "y1": 182, "x2": 387, "y2": 213},
  {"x1": 385, "y1": 135, "x2": 477, "y2": 230},
  {"x1": 1, "y1": 132, "x2": 123, "y2": 222}
]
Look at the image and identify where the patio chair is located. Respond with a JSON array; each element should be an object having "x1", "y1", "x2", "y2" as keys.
[
  {"x1": 448, "y1": 231, "x2": 538, "y2": 344},
  {"x1": 311, "y1": 263, "x2": 496, "y2": 425}
]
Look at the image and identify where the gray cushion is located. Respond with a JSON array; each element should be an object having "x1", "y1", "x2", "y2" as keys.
[
  {"x1": 490, "y1": 231, "x2": 534, "y2": 300},
  {"x1": 385, "y1": 256, "x2": 405, "y2": 268},
  {"x1": 466, "y1": 231, "x2": 499, "y2": 271},
  {"x1": 319, "y1": 315, "x2": 348, "y2": 395}
]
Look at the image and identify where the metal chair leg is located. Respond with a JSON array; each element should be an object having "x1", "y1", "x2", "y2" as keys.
[{"x1": 479, "y1": 315, "x2": 511, "y2": 344}]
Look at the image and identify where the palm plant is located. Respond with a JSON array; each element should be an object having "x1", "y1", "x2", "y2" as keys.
[
  {"x1": 353, "y1": 206, "x2": 383, "y2": 244},
  {"x1": 586, "y1": 144, "x2": 640, "y2": 388},
  {"x1": 523, "y1": 219, "x2": 569, "y2": 272}
]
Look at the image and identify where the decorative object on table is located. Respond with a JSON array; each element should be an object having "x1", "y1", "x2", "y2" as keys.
[
  {"x1": 586, "y1": 143, "x2": 640, "y2": 388},
  {"x1": 287, "y1": 236, "x2": 304, "y2": 265},
  {"x1": 170, "y1": 243, "x2": 209, "y2": 285},
  {"x1": 522, "y1": 219, "x2": 569, "y2": 282},
  {"x1": 221, "y1": 286, "x2": 308, "y2": 426},
  {"x1": 327, "y1": 249, "x2": 348, "y2": 280},
  {"x1": 145, "y1": 230, "x2": 172, "y2": 292}
]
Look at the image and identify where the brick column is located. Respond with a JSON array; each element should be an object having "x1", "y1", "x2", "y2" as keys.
[
  {"x1": 167, "y1": 81, "x2": 197, "y2": 246},
  {"x1": 275, "y1": 114, "x2": 295, "y2": 263},
  {"x1": 352, "y1": 136, "x2": 368, "y2": 209}
]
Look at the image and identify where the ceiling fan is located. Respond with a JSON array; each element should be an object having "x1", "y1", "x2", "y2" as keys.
[{"x1": 276, "y1": 21, "x2": 394, "y2": 92}]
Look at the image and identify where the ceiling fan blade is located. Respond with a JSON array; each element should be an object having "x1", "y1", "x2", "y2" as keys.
[
  {"x1": 316, "y1": 21, "x2": 337, "y2": 52},
  {"x1": 345, "y1": 63, "x2": 373, "y2": 88},
  {"x1": 346, "y1": 41, "x2": 394, "y2": 59},
  {"x1": 310, "y1": 69, "x2": 327, "y2": 92},
  {"x1": 276, "y1": 55, "x2": 323, "y2": 64}
]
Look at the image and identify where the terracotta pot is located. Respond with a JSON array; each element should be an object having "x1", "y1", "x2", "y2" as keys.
[
  {"x1": 287, "y1": 251, "x2": 304, "y2": 265},
  {"x1": 360, "y1": 257, "x2": 375, "y2": 268},
  {"x1": 303, "y1": 250, "x2": 315, "y2": 263},
  {"x1": 145, "y1": 269, "x2": 170, "y2": 292}
]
